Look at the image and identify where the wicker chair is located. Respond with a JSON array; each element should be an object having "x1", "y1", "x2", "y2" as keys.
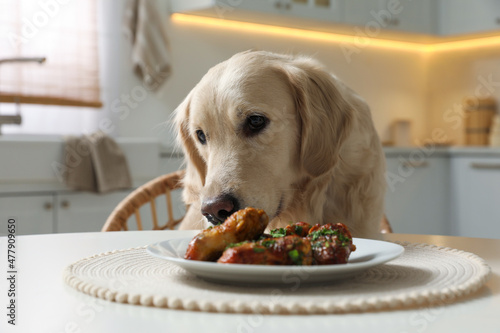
[
  {"x1": 102, "y1": 170, "x2": 186, "y2": 232},
  {"x1": 380, "y1": 214, "x2": 393, "y2": 234},
  {"x1": 102, "y1": 169, "x2": 393, "y2": 233}
]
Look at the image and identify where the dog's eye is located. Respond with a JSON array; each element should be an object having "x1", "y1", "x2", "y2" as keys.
[
  {"x1": 196, "y1": 129, "x2": 207, "y2": 144},
  {"x1": 245, "y1": 115, "x2": 268, "y2": 136}
]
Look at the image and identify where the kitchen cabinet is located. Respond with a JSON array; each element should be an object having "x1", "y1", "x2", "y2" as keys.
[
  {"x1": 0, "y1": 154, "x2": 186, "y2": 235},
  {"x1": 0, "y1": 194, "x2": 55, "y2": 236},
  {"x1": 251, "y1": 0, "x2": 344, "y2": 23},
  {"x1": 450, "y1": 156, "x2": 500, "y2": 239},
  {"x1": 171, "y1": 0, "x2": 344, "y2": 30},
  {"x1": 0, "y1": 137, "x2": 168, "y2": 235},
  {"x1": 56, "y1": 191, "x2": 130, "y2": 233},
  {"x1": 171, "y1": 0, "x2": 500, "y2": 38},
  {"x1": 437, "y1": 0, "x2": 500, "y2": 36},
  {"x1": 0, "y1": 191, "x2": 131, "y2": 235},
  {"x1": 344, "y1": 0, "x2": 434, "y2": 35},
  {"x1": 384, "y1": 154, "x2": 450, "y2": 235}
]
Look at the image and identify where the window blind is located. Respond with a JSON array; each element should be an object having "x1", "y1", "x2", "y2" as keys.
[{"x1": 0, "y1": 0, "x2": 102, "y2": 108}]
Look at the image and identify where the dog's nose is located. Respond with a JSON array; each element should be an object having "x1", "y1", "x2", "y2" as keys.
[{"x1": 201, "y1": 194, "x2": 240, "y2": 225}]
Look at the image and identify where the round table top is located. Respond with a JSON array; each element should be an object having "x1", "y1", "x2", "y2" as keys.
[{"x1": 1, "y1": 230, "x2": 498, "y2": 333}]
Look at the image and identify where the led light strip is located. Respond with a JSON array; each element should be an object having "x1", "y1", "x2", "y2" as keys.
[{"x1": 172, "y1": 13, "x2": 500, "y2": 53}]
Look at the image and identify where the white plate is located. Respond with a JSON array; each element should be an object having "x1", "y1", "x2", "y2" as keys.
[{"x1": 146, "y1": 237, "x2": 404, "y2": 285}]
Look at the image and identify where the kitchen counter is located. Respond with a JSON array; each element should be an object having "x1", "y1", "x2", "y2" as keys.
[
  {"x1": 383, "y1": 146, "x2": 500, "y2": 157},
  {"x1": 0, "y1": 135, "x2": 162, "y2": 194}
]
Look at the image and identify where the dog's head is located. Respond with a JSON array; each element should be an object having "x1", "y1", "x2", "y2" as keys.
[{"x1": 175, "y1": 50, "x2": 353, "y2": 227}]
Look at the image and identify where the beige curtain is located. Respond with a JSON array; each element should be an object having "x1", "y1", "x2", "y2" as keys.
[{"x1": 0, "y1": 0, "x2": 102, "y2": 108}]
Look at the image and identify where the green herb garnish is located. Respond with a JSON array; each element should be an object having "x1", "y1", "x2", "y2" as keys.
[
  {"x1": 294, "y1": 225, "x2": 303, "y2": 235},
  {"x1": 261, "y1": 239, "x2": 276, "y2": 248},
  {"x1": 288, "y1": 249, "x2": 301, "y2": 265},
  {"x1": 270, "y1": 227, "x2": 286, "y2": 238},
  {"x1": 225, "y1": 241, "x2": 249, "y2": 249},
  {"x1": 253, "y1": 247, "x2": 266, "y2": 253},
  {"x1": 309, "y1": 228, "x2": 339, "y2": 241}
]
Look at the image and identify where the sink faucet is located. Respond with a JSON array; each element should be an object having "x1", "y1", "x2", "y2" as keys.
[{"x1": 0, "y1": 57, "x2": 46, "y2": 135}]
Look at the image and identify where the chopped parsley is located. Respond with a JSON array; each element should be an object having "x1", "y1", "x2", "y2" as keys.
[
  {"x1": 225, "y1": 241, "x2": 249, "y2": 249},
  {"x1": 261, "y1": 239, "x2": 276, "y2": 248},
  {"x1": 270, "y1": 227, "x2": 287, "y2": 238},
  {"x1": 253, "y1": 247, "x2": 266, "y2": 253},
  {"x1": 288, "y1": 249, "x2": 302, "y2": 265},
  {"x1": 308, "y1": 228, "x2": 351, "y2": 247},
  {"x1": 309, "y1": 228, "x2": 340, "y2": 241},
  {"x1": 294, "y1": 225, "x2": 303, "y2": 235}
]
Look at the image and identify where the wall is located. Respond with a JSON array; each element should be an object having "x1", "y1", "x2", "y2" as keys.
[
  {"x1": 426, "y1": 47, "x2": 500, "y2": 145},
  {"x1": 103, "y1": 1, "x2": 429, "y2": 146}
]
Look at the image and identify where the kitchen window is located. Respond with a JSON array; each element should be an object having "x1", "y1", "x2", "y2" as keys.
[{"x1": 0, "y1": 0, "x2": 103, "y2": 135}]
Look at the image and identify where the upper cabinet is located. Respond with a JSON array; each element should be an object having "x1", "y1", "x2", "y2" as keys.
[
  {"x1": 344, "y1": 0, "x2": 435, "y2": 35},
  {"x1": 170, "y1": 0, "x2": 500, "y2": 40},
  {"x1": 437, "y1": 0, "x2": 500, "y2": 36},
  {"x1": 171, "y1": 0, "x2": 345, "y2": 31}
]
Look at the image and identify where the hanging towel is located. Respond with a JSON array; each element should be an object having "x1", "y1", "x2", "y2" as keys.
[
  {"x1": 123, "y1": 0, "x2": 172, "y2": 91},
  {"x1": 64, "y1": 131, "x2": 132, "y2": 193}
]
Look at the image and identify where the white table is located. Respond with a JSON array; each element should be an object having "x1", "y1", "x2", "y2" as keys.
[{"x1": 0, "y1": 231, "x2": 498, "y2": 333}]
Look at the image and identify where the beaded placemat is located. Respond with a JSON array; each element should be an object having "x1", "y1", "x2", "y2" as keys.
[{"x1": 63, "y1": 242, "x2": 491, "y2": 314}]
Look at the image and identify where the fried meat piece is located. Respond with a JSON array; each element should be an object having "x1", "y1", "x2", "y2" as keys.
[
  {"x1": 284, "y1": 222, "x2": 313, "y2": 237},
  {"x1": 184, "y1": 207, "x2": 269, "y2": 261},
  {"x1": 307, "y1": 223, "x2": 356, "y2": 265},
  {"x1": 268, "y1": 222, "x2": 312, "y2": 238},
  {"x1": 217, "y1": 235, "x2": 313, "y2": 265}
]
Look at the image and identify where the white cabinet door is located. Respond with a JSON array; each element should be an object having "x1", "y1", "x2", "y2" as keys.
[
  {"x1": 438, "y1": 0, "x2": 500, "y2": 35},
  {"x1": 56, "y1": 191, "x2": 130, "y2": 233},
  {"x1": 344, "y1": 0, "x2": 387, "y2": 26},
  {"x1": 393, "y1": 0, "x2": 434, "y2": 34},
  {"x1": 344, "y1": 0, "x2": 434, "y2": 34},
  {"x1": 0, "y1": 195, "x2": 54, "y2": 235},
  {"x1": 385, "y1": 155, "x2": 450, "y2": 235},
  {"x1": 282, "y1": 0, "x2": 343, "y2": 22},
  {"x1": 450, "y1": 156, "x2": 500, "y2": 239}
]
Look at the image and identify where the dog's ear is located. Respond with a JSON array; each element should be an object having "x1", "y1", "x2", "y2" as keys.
[
  {"x1": 279, "y1": 58, "x2": 354, "y2": 177},
  {"x1": 174, "y1": 94, "x2": 207, "y2": 188}
]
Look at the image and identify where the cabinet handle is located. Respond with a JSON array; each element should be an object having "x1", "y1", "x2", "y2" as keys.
[
  {"x1": 44, "y1": 202, "x2": 53, "y2": 211},
  {"x1": 61, "y1": 200, "x2": 70, "y2": 209},
  {"x1": 470, "y1": 163, "x2": 500, "y2": 170},
  {"x1": 401, "y1": 161, "x2": 429, "y2": 168},
  {"x1": 274, "y1": 1, "x2": 291, "y2": 10},
  {"x1": 383, "y1": 17, "x2": 399, "y2": 26}
]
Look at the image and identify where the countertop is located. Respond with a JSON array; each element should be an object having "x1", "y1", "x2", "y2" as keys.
[{"x1": 383, "y1": 146, "x2": 500, "y2": 157}]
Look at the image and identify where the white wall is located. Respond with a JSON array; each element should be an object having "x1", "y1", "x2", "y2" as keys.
[
  {"x1": 101, "y1": 1, "x2": 429, "y2": 146},
  {"x1": 426, "y1": 47, "x2": 500, "y2": 145}
]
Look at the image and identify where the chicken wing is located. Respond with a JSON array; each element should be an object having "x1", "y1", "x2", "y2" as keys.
[
  {"x1": 184, "y1": 207, "x2": 269, "y2": 261},
  {"x1": 217, "y1": 235, "x2": 313, "y2": 265}
]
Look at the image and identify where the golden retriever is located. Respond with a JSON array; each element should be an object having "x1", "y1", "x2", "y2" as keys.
[{"x1": 174, "y1": 50, "x2": 385, "y2": 239}]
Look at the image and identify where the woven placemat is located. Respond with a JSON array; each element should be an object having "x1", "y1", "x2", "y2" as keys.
[{"x1": 63, "y1": 242, "x2": 491, "y2": 314}]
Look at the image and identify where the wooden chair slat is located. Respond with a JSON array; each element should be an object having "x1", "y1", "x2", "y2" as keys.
[
  {"x1": 134, "y1": 209, "x2": 143, "y2": 231},
  {"x1": 102, "y1": 170, "x2": 185, "y2": 232}
]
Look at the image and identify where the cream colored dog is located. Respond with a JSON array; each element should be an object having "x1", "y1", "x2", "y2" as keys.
[{"x1": 174, "y1": 50, "x2": 385, "y2": 239}]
